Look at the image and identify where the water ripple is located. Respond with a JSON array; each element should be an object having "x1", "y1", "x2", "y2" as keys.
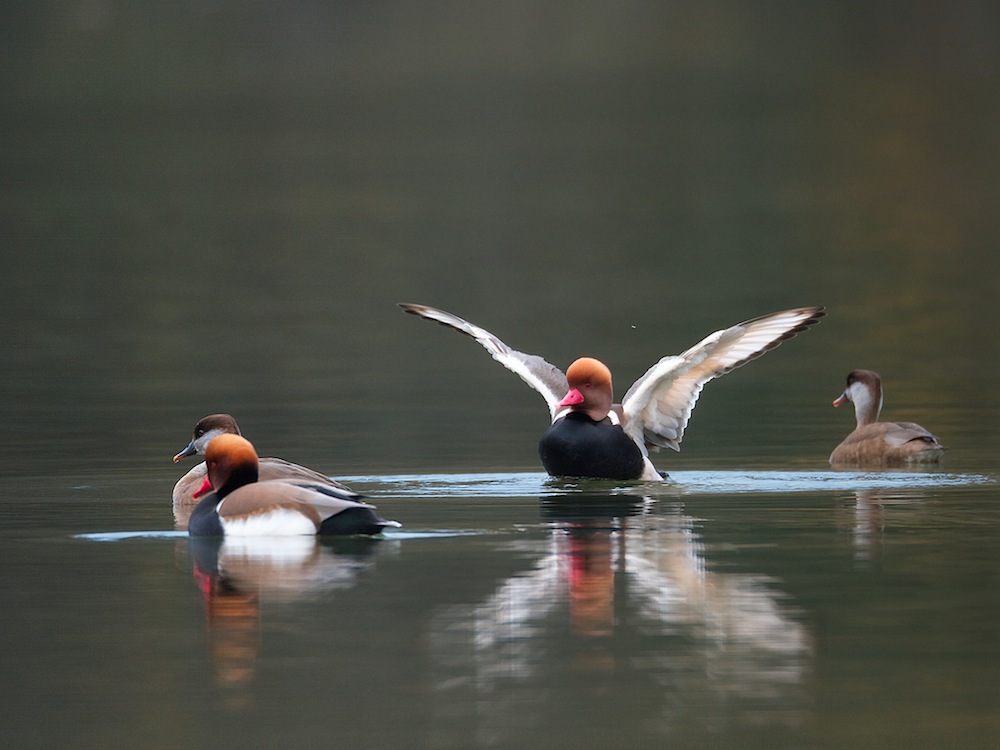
[
  {"x1": 341, "y1": 470, "x2": 994, "y2": 498},
  {"x1": 76, "y1": 530, "x2": 188, "y2": 542}
]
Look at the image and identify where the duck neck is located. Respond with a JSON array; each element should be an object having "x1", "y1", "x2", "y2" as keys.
[
  {"x1": 216, "y1": 464, "x2": 259, "y2": 499},
  {"x1": 577, "y1": 403, "x2": 610, "y2": 422},
  {"x1": 852, "y1": 384, "x2": 883, "y2": 427},
  {"x1": 579, "y1": 387, "x2": 613, "y2": 422}
]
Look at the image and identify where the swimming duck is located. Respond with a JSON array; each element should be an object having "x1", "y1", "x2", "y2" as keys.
[
  {"x1": 830, "y1": 369, "x2": 946, "y2": 465},
  {"x1": 172, "y1": 414, "x2": 360, "y2": 506},
  {"x1": 399, "y1": 303, "x2": 825, "y2": 480},
  {"x1": 188, "y1": 434, "x2": 397, "y2": 537}
]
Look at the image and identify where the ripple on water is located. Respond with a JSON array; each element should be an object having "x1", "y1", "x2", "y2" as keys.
[
  {"x1": 340, "y1": 470, "x2": 995, "y2": 498},
  {"x1": 73, "y1": 471, "x2": 992, "y2": 541},
  {"x1": 75, "y1": 530, "x2": 188, "y2": 542}
]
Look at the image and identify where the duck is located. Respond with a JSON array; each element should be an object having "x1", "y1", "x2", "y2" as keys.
[
  {"x1": 399, "y1": 303, "x2": 825, "y2": 480},
  {"x1": 188, "y1": 433, "x2": 398, "y2": 537},
  {"x1": 172, "y1": 413, "x2": 361, "y2": 507},
  {"x1": 830, "y1": 369, "x2": 946, "y2": 465}
]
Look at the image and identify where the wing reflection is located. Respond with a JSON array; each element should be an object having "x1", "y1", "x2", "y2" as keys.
[
  {"x1": 188, "y1": 536, "x2": 388, "y2": 703},
  {"x1": 429, "y1": 494, "x2": 812, "y2": 742}
]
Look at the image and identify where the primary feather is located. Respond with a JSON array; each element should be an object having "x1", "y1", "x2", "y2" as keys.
[
  {"x1": 398, "y1": 303, "x2": 569, "y2": 418},
  {"x1": 621, "y1": 307, "x2": 825, "y2": 452}
]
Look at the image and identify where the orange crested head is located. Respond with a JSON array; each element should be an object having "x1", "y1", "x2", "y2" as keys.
[
  {"x1": 565, "y1": 357, "x2": 613, "y2": 392},
  {"x1": 205, "y1": 433, "x2": 259, "y2": 465},
  {"x1": 198, "y1": 434, "x2": 260, "y2": 498},
  {"x1": 560, "y1": 357, "x2": 614, "y2": 421}
]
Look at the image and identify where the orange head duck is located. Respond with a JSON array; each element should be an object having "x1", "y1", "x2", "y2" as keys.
[
  {"x1": 188, "y1": 434, "x2": 398, "y2": 537},
  {"x1": 171, "y1": 414, "x2": 362, "y2": 513},
  {"x1": 401, "y1": 303, "x2": 825, "y2": 481}
]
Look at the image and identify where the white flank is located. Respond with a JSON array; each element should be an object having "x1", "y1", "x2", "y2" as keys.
[{"x1": 220, "y1": 507, "x2": 317, "y2": 536}]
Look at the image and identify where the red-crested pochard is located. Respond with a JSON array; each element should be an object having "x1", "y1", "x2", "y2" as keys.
[
  {"x1": 188, "y1": 434, "x2": 398, "y2": 537},
  {"x1": 400, "y1": 303, "x2": 825, "y2": 480},
  {"x1": 830, "y1": 369, "x2": 946, "y2": 465},
  {"x1": 172, "y1": 414, "x2": 360, "y2": 506}
]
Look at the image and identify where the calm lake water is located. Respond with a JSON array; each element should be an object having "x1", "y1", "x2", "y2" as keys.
[{"x1": 2, "y1": 4, "x2": 999, "y2": 749}]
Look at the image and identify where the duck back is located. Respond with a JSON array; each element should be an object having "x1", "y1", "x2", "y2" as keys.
[{"x1": 830, "y1": 422, "x2": 946, "y2": 465}]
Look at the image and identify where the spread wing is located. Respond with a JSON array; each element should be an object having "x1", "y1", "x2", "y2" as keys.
[
  {"x1": 621, "y1": 307, "x2": 825, "y2": 452},
  {"x1": 399, "y1": 303, "x2": 568, "y2": 419}
]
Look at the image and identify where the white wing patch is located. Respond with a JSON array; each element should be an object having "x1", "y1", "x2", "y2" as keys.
[
  {"x1": 621, "y1": 307, "x2": 824, "y2": 452},
  {"x1": 400, "y1": 303, "x2": 568, "y2": 419}
]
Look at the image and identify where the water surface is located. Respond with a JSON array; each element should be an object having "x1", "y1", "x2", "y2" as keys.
[{"x1": 2, "y1": 468, "x2": 997, "y2": 749}]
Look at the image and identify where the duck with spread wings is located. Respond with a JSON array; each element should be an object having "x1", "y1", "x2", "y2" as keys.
[{"x1": 399, "y1": 303, "x2": 825, "y2": 480}]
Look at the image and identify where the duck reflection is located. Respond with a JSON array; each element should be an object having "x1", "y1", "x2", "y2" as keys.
[
  {"x1": 188, "y1": 536, "x2": 386, "y2": 702},
  {"x1": 540, "y1": 494, "x2": 649, "y2": 643},
  {"x1": 837, "y1": 489, "x2": 885, "y2": 563},
  {"x1": 835, "y1": 488, "x2": 929, "y2": 564},
  {"x1": 429, "y1": 493, "x2": 811, "y2": 742}
]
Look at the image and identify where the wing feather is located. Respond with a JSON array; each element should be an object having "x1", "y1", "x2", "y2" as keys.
[
  {"x1": 220, "y1": 482, "x2": 376, "y2": 524},
  {"x1": 399, "y1": 303, "x2": 568, "y2": 418},
  {"x1": 621, "y1": 307, "x2": 825, "y2": 451}
]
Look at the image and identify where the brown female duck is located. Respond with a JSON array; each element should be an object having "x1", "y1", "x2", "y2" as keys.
[
  {"x1": 830, "y1": 369, "x2": 946, "y2": 465},
  {"x1": 172, "y1": 414, "x2": 360, "y2": 507}
]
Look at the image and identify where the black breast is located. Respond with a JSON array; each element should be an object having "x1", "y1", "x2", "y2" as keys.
[
  {"x1": 538, "y1": 412, "x2": 645, "y2": 480},
  {"x1": 188, "y1": 494, "x2": 224, "y2": 536}
]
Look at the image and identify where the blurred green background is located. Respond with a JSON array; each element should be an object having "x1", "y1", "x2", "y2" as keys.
[{"x1": 2, "y1": 2, "x2": 997, "y2": 476}]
